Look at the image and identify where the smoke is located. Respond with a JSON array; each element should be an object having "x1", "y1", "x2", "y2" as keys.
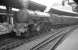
[{"x1": 19, "y1": 0, "x2": 29, "y2": 9}]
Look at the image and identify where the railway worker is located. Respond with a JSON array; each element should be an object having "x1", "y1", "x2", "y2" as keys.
[
  {"x1": 62, "y1": 0, "x2": 78, "y2": 12},
  {"x1": 72, "y1": 0, "x2": 78, "y2": 12}
]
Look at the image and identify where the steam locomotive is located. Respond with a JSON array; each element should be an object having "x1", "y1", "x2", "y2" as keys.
[{"x1": 0, "y1": 0, "x2": 78, "y2": 37}]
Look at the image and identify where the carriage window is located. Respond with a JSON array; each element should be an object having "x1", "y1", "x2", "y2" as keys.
[{"x1": 0, "y1": 15, "x2": 7, "y2": 23}]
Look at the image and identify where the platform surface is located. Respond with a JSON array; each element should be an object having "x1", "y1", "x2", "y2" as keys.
[{"x1": 56, "y1": 28, "x2": 78, "y2": 50}]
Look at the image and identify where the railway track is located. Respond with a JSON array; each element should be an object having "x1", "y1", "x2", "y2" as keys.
[
  {"x1": 30, "y1": 25, "x2": 78, "y2": 50},
  {"x1": 0, "y1": 25, "x2": 77, "y2": 50}
]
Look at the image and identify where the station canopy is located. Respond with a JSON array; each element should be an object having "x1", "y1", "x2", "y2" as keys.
[
  {"x1": 0, "y1": 0, "x2": 23, "y2": 8},
  {"x1": 0, "y1": 0, "x2": 46, "y2": 11}
]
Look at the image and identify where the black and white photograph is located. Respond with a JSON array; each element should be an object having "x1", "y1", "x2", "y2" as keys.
[{"x1": 0, "y1": 0, "x2": 78, "y2": 50}]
